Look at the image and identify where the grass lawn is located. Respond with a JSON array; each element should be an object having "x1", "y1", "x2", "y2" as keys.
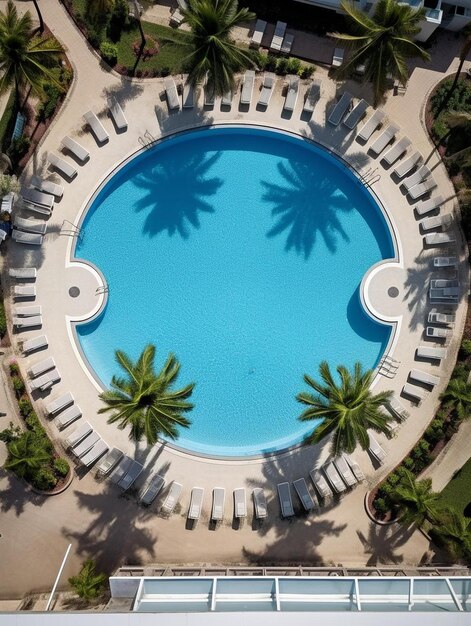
[{"x1": 438, "y1": 457, "x2": 471, "y2": 515}]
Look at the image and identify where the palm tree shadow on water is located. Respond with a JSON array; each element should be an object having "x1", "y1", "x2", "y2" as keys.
[
  {"x1": 262, "y1": 160, "x2": 354, "y2": 260},
  {"x1": 132, "y1": 151, "x2": 223, "y2": 239}
]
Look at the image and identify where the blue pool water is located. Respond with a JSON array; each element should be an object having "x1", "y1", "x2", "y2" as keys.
[{"x1": 75, "y1": 126, "x2": 394, "y2": 457}]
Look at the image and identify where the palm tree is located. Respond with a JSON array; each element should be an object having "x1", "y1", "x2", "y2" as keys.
[
  {"x1": 98, "y1": 344, "x2": 195, "y2": 445},
  {"x1": 297, "y1": 361, "x2": 394, "y2": 457},
  {"x1": 180, "y1": 0, "x2": 257, "y2": 97},
  {"x1": 391, "y1": 469, "x2": 441, "y2": 527},
  {"x1": 440, "y1": 377, "x2": 471, "y2": 420},
  {"x1": 5, "y1": 431, "x2": 49, "y2": 478},
  {"x1": 68, "y1": 559, "x2": 107, "y2": 600},
  {"x1": 329, "y1": 0, "x2": 430, "y2": 106},
  {"x1": 431, "y1": 510, "x2": 471, "y2": 561},
  {"x1": 0, "y1": 1, "x2": 63, "y2": 101},
  {"x1": 31, "y1": 0, "x2": 44, "y2": 34}
]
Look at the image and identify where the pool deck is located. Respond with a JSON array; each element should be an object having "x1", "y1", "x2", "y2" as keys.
[{"x1": 0, "y1": 0, "x2": 469, "y2": 599}]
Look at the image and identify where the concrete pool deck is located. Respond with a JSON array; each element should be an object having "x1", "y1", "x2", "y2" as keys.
[{"x1": 0, "y1": 0, "x2": 469, "y2": 598}]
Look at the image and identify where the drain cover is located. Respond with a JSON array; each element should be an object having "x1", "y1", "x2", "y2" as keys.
[
  {"x1": 69, "y1": 286, "x2": 80, "y2": 298},
  {"x1": 388, "y1": 286, "x2": 399, "y2": 298}
]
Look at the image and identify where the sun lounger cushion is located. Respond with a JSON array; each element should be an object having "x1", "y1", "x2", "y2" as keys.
[
  {"x1": 83, "y1": 110, "x2": 109, "y2": 143},
  {"x1": 240, "y1": 70, "x2": 255, "y2": 105},
  {"x1": 12, "y1": 230, "x2": 44, "y2": 245},
  {"x1": 65, "y1": 421, "x2": 92, "y2": 447},
  {"x1": 140, "y1": 474, "x2": 166, "y2": 505},
  {"x1": 30, "y1": 175, "x2": 64, "y2": 198},
  {"x1": 253, "y1": 488, "x2": 267, "y2": 518},
  {"x1": 62, "y1": 136, "x2": 89, "y2": 162},
  {"x1": 234, "y1": 487, "x2": 247, "y2": 517},
  {"x1": 22, "y1": 334, "x2": 48, "y2": 354},
  {"x1": 277, "y1": 482, "x2": 294, "y2": 517},
  {"x1": 188, "y1": 487, "x2": 204, "y2": 519},
  {"x1": 96, "y1": 447, "x2": 124, "y2": 476},
  {"x1": 328, "y1": 91, "x2": 352, "y2": 126},
  {"x1": 357, "y1": 109, "x2": 385, "y2": 142},
  {"x1": 81, "y1": 439, "x2": 109, "y2": 466},
  {"x1": 54, "y1": 404, "x2": 82, "y2": 429},
  {"x1": 108, "y1": 97, "x2": 128, "y2": 131},
  {"x1": 162, "y1": 481, "x2": 183, "y2": 513},
  {"x1": 48, "y1": 153, "x2": 78, "y2": 179}
]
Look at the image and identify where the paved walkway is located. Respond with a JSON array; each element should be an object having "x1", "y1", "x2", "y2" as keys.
[{"x1": 0, "y1": 0, "x2": 469, "y2": 599}]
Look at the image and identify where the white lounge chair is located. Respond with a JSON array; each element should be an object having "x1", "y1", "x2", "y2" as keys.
[
  {"x1": 409, "y1": 178, "x2": 437, "y2": 200},
  {"x1": 81, "y1": 439, "x2": 108, "y2": 466},
  {"x1": 253, "y1": 488, "x2": 267, "y2": 519},
  {"x1": 28, "y1": 367, "x2": 60, "y2": 392},
  {"x1": 370, "y1": 123, "x2": 399, "y2": 155},
  {"x1": 9, "y1": 268, "x2": 37, "y2": 279},
  {"x1": 430, "y1": 287, "x2": 459, "y2": 300},
  {"x1": 328, "y1": 91, "x2": 352, "y2": 126},
  {"x1": 140, "y1": 474, "x2": 166, "y2": 506},
  {"x1": 240, "y1": 70, "x2": 255, "y2": 105},
  {"x1": 428, "y1": 309, "x2": 455, "y2": 325},
  {"x1": 433, "y1": 256, "x2": 457, "y2": 268},
  {"x1": 46, "y1": 391, "x2": 74, "y2": 416},
  {"x1": 188, "y1": 487, "x2": 204, "y2": 519},
  {"x1": 333, "y1": 455, "x2": 357, "y2": 487},
  {"x1": 303, "y1": 79, "x2": 322, "y2": 114},
  {"x1": 54, "y1": 404, "x2": 82, "y2": 429},
  {"x1": 21, "y1": 188, "x2": 54, "y2": 211},
  {"x1": 431, "y1": 278, "x2": 458, "y2": 289},
  {"x1": 48, "y1": 153, "x2": 78, "y2": 179},
  {"x1": 309, "y1": 469, "x2": 333, "y2": 499},
  {"x1": 417, "y1": 346, "x2": 447, "y2": 361},
  {"x1": 386, "y1": 397, "x2": 410, "y2": 421},
  {"x1": 332, "y1": 47, "x2": 344, "y2": 67},
  {"x1": 72, "y1": 431, "x2": 100, "y2": 458},
  {"x1": 161, "y1": 481, "x2": 183, "y2": 514},
  {"x1": 169, "y1": 7, "x2": 184, "y2": 25},
  {"x1": 402, "y1": 164, "x2": 431, "y2": 191},
  {"x1": 221, "y1": 89, "x2": 232, "y2": 107},
  {"x1": 64, "y1": 421, "x2": 92, "y2": 448},
  {"x1": 22, "y1": 334, "x2": 47, "y2": 354},
  {"x1": 368, "y1": 433, "x2": 387, "y2": 464},
  {"x1": 28, "y1": 356, "x2": 55, "y2": 378},
  {"x1": 284, "y1": 75, "x2": 299, "y2": 112},
  {"x1": 250, "y1": 19, "x2": 267, "y2": 48},
  {"x1": 110, "y1": 455, "x2": 133, "y2": 483},
  {"x1": 83, "y1": 110, "x2": 109, "y2": 144},
  {"x1": 277, "y1": 482, "x2": 294, "y2": 517},
  {"x1": 402, "y1": 382, "x2": 425, "y2": 404},
  {"x1": 393, "y1": 151, "x2": 422, "y2": 178},
  {"x1": 30, "y1": 175, "x2": 63, "y2": 198},
  {"x1": 204, "y1": 83, "x2": 215, "y2": 108},
  {"x1": 12, "y1": 230, "x2": 44, "y2": 245},
  {"x1": 234, "y1": 487, "x2": 247, "y2": 518},
  {"x1": 357, "y1": 109, "x2": 385, "y2": 142},
  {"x1": 118, "y1": 460, "x2": 144, "y2": 490},
  {"x1": 270, "y1": 21, "x2": 287, "y2": 52},
  {"x1": 280, "y1": 33, "x2": 294, "y2": 55},
  {"x1": 62, "y1": 136, "x2": 89, "y2": 162},
  {"x1": 416, "y1": 195, "x2": 444, "y2": 216},
  {"x1": 344, "y1": 455, "x2": 365, "y2": 481},
  {"x1": 1, "y1": 192, "x2": 13, "y2": 213},
  {"x1": 182, "y1": 83, "x2": 194, "y2": 109},
  {"x1": 343, "y1": 99, "x2": 369, "y2": 130},
  {"x1": 425, "y1": 233, "x2": 456, "y2": 246},
  {"x1": 164, "y1": 76, "x2": 180, "y2": 110},
  {"x1": 382, "y1": 136, "x2": 411, "y2": 165},
  {"x1": 323, "y1": 462, "x2": 347, "y2": 493},
  {"x1": 426, "y1": 326, "x2": 451, "y2": 339},
  {"x1": 108, "y1": 97, "x2": 128, "y2": 131},
  {"x1": 14, "y1": 305, "x2": 42, "y2": 316},
  {"x1": 13, "y1": 216, "x2": 47, "y2": 235},
  {"x1": 409, "y1": 368, "x2": 440, "y2": 387},
  {"x1": 96, "y1": 447, "x2": 124, "y2": 476},
  {"x1": 14, "y1": 285, "x2": 36, "y2": 298},
  {"x1": 211, "y1": 487, "x2": 225, "y2": 520},
  {"x1": 258, "y1": 72, "x2": 276, "y2": 107},
  {"x1": 293, "y1": 478, "x2": 315, "y2": 511},
  {"x1": 421, "y1": 214, "x2": 452, "y2": 232},
  {"x1": 13, "y1": 315, "x2": 42, "y2": 329}
]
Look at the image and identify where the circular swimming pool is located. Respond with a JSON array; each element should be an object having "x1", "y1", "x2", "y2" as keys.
[{"x1": 75, "y1": 126, "x2": 394, "y2": 457}]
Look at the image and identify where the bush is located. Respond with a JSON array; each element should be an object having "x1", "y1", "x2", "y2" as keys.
[
  {"x1": 286, "y1": 57, "x2": 302, "y2": 75},
  {"x1": 265, "y1": 55, "x2": 277, "y2": 72},
  {"x1": 411, "y1": 440, "x2": 430, "y2": 461},
  {"x1": 53, "y1": 458, "x2": 70, "y2": 478},
  {"x1": 99, "y1": 41, "x2": 118, "y2": 65},
  {"x1": 36, "y1": 83, "x2": 61, "y2": 122},
  {"x1": 0, "y1": 299, "x2": 6, "y2": 338},
  {"x1": 373, "y1": 497, "x2": 389, "y2": 514},
  {"x1": 18, "y1": 397, "x2": 33, "y2": 418},
  {"x1": 386, "y1": 471, "x2": 401, "y2": 487},
  {"x1": 300, "y1": 65, "x2": 315, "y2": 79},
  {"x1": 431, "y1": 79, "x2": 471, "y2": 118},
  {"x1": 8, "y1": 136, "x2": 30, "y2": 167},
  {"x1": 25, "y1": 412, "x2": 42, "y2": 432},
  {"x1": 276, "y1": 58, "x2": 288, "y2": 75},
  {"x1": 12, "y1": 375, "x2": 25, "y2": 397},
  {"x1": 9, "y1": 362, "x2": 19, "y2": 376},
  {"x1": 403, "y1": 456, "x2": 415, "y2": 470},
  {"x1": 31, "y1": 467, "x2": 57, "y2": 491},
  {"x1": 107, "y1": 0, "x2": 128, "y2": 41},
  {"x1": 432, "y1": 117, "x2": 449, "y2": 141},
  {"x1": 0, "y1": 422, "x2": 21, "y2": 443},
  {"x1": 257, "y1": 52, "x2": 268, "y2": 70},
  {"x1": 160, "y1": 67, "x2": 170, "y2": 77},
  {"x1": 460, "y1": 339, "x2": 471, "y2": 357}
]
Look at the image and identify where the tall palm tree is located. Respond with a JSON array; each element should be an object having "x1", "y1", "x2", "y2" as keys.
[
  {"x1": 440, "y1": 377, "x2": 471, "y2": 420},
  {"x1": 329, "y1": 0, "x2": 430, "y2": 106},
  {"x1": 391, "y1": 469, "x2": 441, "y2": 527},
  {"x1": 5, "y1": 432, "x2": 49, "y2": 478},
  {"x1": 297, "y1": 361, "x2": 394, "y2": 457},
  {"x1": 68, "y1": 560, "x2": 107, "y2": 600},
  {"x1": 31, "y1": 0, "x2": 44, "y2": 34},
  {"x1": 98, "y1": 344, "x2": 195, "y2": 445},
  {"x1": 180, "y1": 0, "x2": 257, "y2": 97},
  {"x1": 0, "y1": 1, "x2": 63, "y2": 100},
  {"x1": 431, "y1": 510, "x2": 471, "y2": 561}
]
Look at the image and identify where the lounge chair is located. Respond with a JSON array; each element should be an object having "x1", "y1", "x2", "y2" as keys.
[
  {"x1": 426, "y1": 326, "x2": 451, "y2": 339},
  {"x1": 343, "y1": 99, "x2": 369, "y2": 130},
  {"x1": 21, "y1": 188, "x2": 54, "y2": 211},
  {"x1": 277, "y1": 482, "x2": 294, "y2": 517},
  {"x1": 344, "y1": 455, "x2": 365, "y2": 481},
  {"x1": 13, "y1": 315, "x2": 42, "y2": 329},
  {"x1": 46, "y1": 391, "x2": 74, "y2": 416},
  {"x1": 284, "y1": 75, "x2": 299, "y2": 112},
  {"x1": 22, "y1": 334, "x2": 48, "y2": 354},
  {"x1": 169, "y1": 7, "x2": 184, "y2": 25},
  {"x1": 430, "y1": 287, "x2": 459, "y2": 300},
  {"x1": 28, "y1": 367, "x2": 60, "y2": 392},
  {"x1": 270, "y1": 21, "x2": 287, "y2": 52},
  {"x1": 14, "y1": 305, "x2": 42, "y2": 316},
  {"x1": 110, "y1": 455, "x2": 133, "y2": 483},
  {"x1": 64, "y1": 421, "x2": 92, "y2": 448},
  {"x1": 382, "y1": 136, "x2": 411, "y2": 165},
  {"x1": 1, "y1": 192, "x2": 13, "y2": 213},
  {"x1": 428, "y1": 309, "x2": 455, "y2": 325},
  {"x1": 83, "y1": 110, "x2": 109, "y2": 144},
  {"x1": 240, "y1": 70, "x2": 255, "y2": 105},
  {"x1": 431, "y1": 278, "x2": 458, "y2": 289},
  {"x1": 393, "y1": 151, "x2": 422, "y2": 178},
  {"x1": 221, "y1": 89, "x2": 232, "y2": 107},
  {"x1": 250, "y1": 18, "x2": 267, "y2": 49},
  {"x1": 253, "y1": 488, "x2": 267, "y2": 519},
  {"x1": 357, "y1": 109, "x2": 385, "y2": 142},
  {"x1": 96, "y1": 447, "x2": 124, "y2": 476},
  {"x1": 309, "y1": 469, "x2": 333, "y2": 499},
  {"x1": 370, "y1": 123, "x2": 399, "y2": 155},
  {"x1": 258, "y1": 72, "x2": 276, "y2": 107},
  {"x1": 409, "y1": 178, "x2": 438, "y2": 200},
  {"x1": 14, "y1": 285, "x2": 36, "y2": 298},
  {"x1": 211, "y1": 487, "x2": 225, "y2": 521},
  {"x1": 28, "y1": 356, "x2": 55, "y2": 378},
  {"x1": 54, "y1": 404, "x2": 82, "y2": 429},
  {"x1": 417, "y1": 345, "x2": 447, "y2": 361},
  {"x1": 328, "y1": 91, "x2": 352, "y2": 126},
  {"x1": 421, "y1": 214, "x2": 452, "y2": 232},
  {"x1": 108, "y1": 97, "x2": 128, "y2": 131},
  {"x1": 402, "y1": 382, "x2": 425, "y2": 404},
  {"x1": 61, "y1": 136, "x2": 89, "y2": 162},
  {"x1": 234, "y1": 487, "x2": 247, "y2": 518},
  {"x1": 303, "y1": 79, "x2": 322, "y2": 114},
  {"x1": 401, "y1": 164, "x2": 431, "y2": 191},
  {"x1": 72, "y1": 431, "x2": 100, "y2": 458},
  {"x1": 164, "y1": 76, "x2": 180, "y2": 110},
  {"x1": 12, "y1": 230, "x2": 44, "y2": 245},
  {"x1": 13, "y1": 216, "x2": 47, "y2": 235},
  {"x1": 204, "y1": 84, "x2": 215, "y2": 108},
  {"x1": 30, "y1": 175, "x2": 64, "y2": 198},
  {"x1": 433, "y1": 256, "x2": 457, "y2": 268},
  {"x1": 425, "y1": 233, "x2": 456, "y2": 246},
  {"x1": 368, "y1": 433, "x2": 387, "y2": 464},
  {"x1": 48, "y1": 153, "x2": 78, "y2": 179},
  {"x1": 182, "y1": 83, "x2": 194, "y2": 109},
  {"x1": 293, "y1": 478, "x2": 315, "y2": 511},
  {"x1": 161, "y1": 481, "x2": 183, "y2": 514},
  {"x1": 118, "y1": 460, "x2": 144, "y2": 491},
  {"x1": 323, "y1": 462, "x2": 347, "y2": 493},
  {"x1": 280, "y1": 33, "x2": 294, "y2": 55},
  {"x1": 333, "y1": 455, "x2": 357, "y2": 487},
  {"x1": 332, "y1": 47, "x2": 344, "y2": 67},
  {"x1": 140, "y1": 474, "x2": 166, "y2": 506},
  {"x1": 188, "y1": 487, "x2": 204, "y2": 519},
  {"x1": 409, "y1": 368, "x2": 440, "y2": 387},
  {"x1": 416, "y1": 195, "x2": 444, "y2": 217},
  {"x1": 9, "y1": 268, "x2": 37, "y2": 279},
  {"x1": 386, "y1": 396, "x2": 410, "y2": 421},
  {"x1": 81, "y1": 439, "x2": 108, "y2": 466}
]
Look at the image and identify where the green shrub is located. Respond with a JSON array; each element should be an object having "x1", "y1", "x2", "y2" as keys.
[
  {"x1": 0, "y1": 422, "x2": 21, "y2": 443},
  {"x1": 0, "y1": 299, "x2": 6, "y2": 338},
  {"x1": 25, "y1": 412, "x2": 42, "y2": 432},
  {"x1": 12, "y1": 375, "x2": 25, "y2": 397},
  {"x1": 31, "y1": 467, "x2": 57, "y2": 491},
  {"x1": 0, "y1": 90, "x2": 17, "y2": 152},
  {"x1": 373, "y1": 497, "x2": 389, "y2": 514},
  {"x1": 7, "y1": 136, "x2": 30, "y2": 166},
  {"x1": 18, "y1": 397, "x2": 33, "y2": 417},
  {"x1": 300, "y1": 64, "x2": 315, "y2": 79},
  {"x1": 36, "y1": 83, "x2": 61, "y2": 122},
  {"x1": 286, "y1": 57, "x2": 301, "y2": 75},
  {"x1": 107, "y1": 0, "x2": 128, "y2": 41},
  {"x1": 53, "y1": 457, "x2": 70, "y2": 478},
  {"x1": 460, "y1": 339, "x2": 471, "y2": 357},
  {"x1": 411, "y1": 440, "x2": 430, "y2": 461},
  {"x1": 257, "y1": 52, "x2": 268, "y2": 70},
  {"x1": 265, "y1": 55, "x2": 277, "y2": 72},
  {"x1": 431, "y1": 79, "x2": 471, "y2": 118},
  {"x1": 432, "y1": 117, "x2": 449, "y2": 141},
  {"x1": 276, "y1": 57, "x2": 288, "y2": 75},
  {"x1": 9, "y1": 362, "x2": 19, "y2": 376},
  {"x1": 99, "y1": 41, "x2": 118, "y2": 65},
  {"x1": 386, "y1": 471, "x2": 401, "y2": 487},
  {"x1": 403, "y1": 456, "x2": 415, "y2": 470}
]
